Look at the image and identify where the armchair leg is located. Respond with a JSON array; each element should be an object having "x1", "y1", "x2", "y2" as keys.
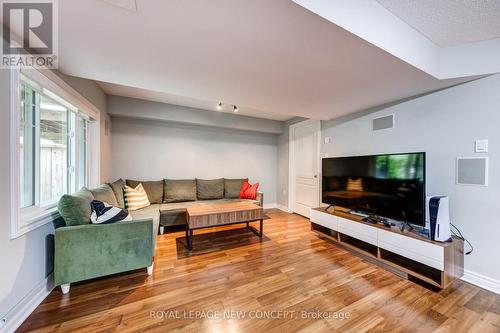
[
  {"x1": 159, "y1": 226, "x2": 165, "y2": 235},
  {"x1": 61, "y1": 284, "x2": 70, "y2": 294},
  {"x1": 147, "y1": 264, "x2": 154, "y2": 275}
]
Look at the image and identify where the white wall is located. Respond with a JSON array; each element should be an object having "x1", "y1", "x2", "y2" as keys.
[
  {"x1": 111, "y1": 118, "x2": 278, "y2": 204},
  {"x1": 321, "y1": 74, "x2": 500, "y2": 285},
  {"x1": 0, "y1": 68, "x2": 108, "y2": 328}
]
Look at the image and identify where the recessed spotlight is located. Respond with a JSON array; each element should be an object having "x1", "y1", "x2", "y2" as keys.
[
  {"x1": 217, "y1": 102, "x2": 222, "y2": 110},
  {"x1": 233, "y1": 105, "x2": 238, "y2": 112}
]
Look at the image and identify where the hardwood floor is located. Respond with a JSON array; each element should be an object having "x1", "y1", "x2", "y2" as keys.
[{"x1": 18, "y1": 209, "x2": 500, "y2": 333}]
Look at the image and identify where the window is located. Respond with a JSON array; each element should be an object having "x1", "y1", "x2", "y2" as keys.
[{"x1": 12, "y1": 71, "x2": 94, "y2": 238}]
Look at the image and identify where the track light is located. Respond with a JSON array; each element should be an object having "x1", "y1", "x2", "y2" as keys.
[
  {"x1": 233, "y1": 105, "x2": 238, "y2": 112},
  {"x1": 217, "y1": 102, "x2": 222, "y2": 110}
]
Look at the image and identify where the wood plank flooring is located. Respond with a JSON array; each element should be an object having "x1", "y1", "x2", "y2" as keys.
[{"x1": 18, "y1": 209, "x2": 500, "y2": 333}]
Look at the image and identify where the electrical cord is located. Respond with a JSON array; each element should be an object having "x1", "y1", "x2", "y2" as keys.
[{"x1": 450, "y1": 223, "x2": 473, "y2": 255}]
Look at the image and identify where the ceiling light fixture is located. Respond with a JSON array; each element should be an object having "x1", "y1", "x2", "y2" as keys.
[
  {"x1": 233, "y1": 105, "x2": 238, "y2": 112},
  {"x1": 217, "y1": 102, "x2": 223, "y2": 110}
]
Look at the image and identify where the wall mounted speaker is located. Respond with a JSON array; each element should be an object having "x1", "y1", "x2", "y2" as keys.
[
  {"x1": 456, "y1": 157, "x2": 489, "y2": 186},
  {"x1": 372, "y1": 114, "x2": 394, "y2": 131}
]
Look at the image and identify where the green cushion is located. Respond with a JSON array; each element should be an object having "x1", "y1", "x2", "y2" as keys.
[
  {"x1": 90, "y1": 184, "x2": 119, "y2": 207},
  {"x1": 196, "y1": 178, "x2": 224, "y2": 200},
  {"x1": 108, "y1": 179, "x2": 125, "y2": 208},
  {"x1": 126, "y1": 179, "x2": 164, "y2": 204},
  {"x1": 58, "y1": 187, "x2": 94, "y2": 226},
  {"x1": 163, "y1": 179, "x2": 197, "y2": 203},
  {"x1": 224, "y1": 178, "x2": 247, "y2": 199}
]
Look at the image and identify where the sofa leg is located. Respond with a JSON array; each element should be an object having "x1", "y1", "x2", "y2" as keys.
[
  {"x1": 147, "y1": 264, "x2": 154, "y2": 275},
  {"x1": 61, "y1": 284, "x2": 70, "y2": 294},
  {"x1": 159, "y1": 226, "x2": 165, "y2": 235}
]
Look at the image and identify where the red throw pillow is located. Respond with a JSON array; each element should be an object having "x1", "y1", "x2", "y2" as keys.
[{"x1": 239, "y1": 181, "x2": 259, "y2": 200}]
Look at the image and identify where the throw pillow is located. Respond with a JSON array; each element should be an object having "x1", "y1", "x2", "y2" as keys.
[
  {"x1": 124, "y1": 183, "x2": 151, "y2": 210},
  {"x1": 126, "y1": 179, "x2": 164, "y2": 204},
  {"x1": 347, "y1": 178, "x2": 363, "y2": 191},
  {"x1": 239, "y1": 180, "x2": 260, "y2": 200},
  {"x1": 58, "y1": 187, "x2": 95, "y2": 226},
  {"x1": 90, "y1": 200, "x2": 132, "y2": 224}
]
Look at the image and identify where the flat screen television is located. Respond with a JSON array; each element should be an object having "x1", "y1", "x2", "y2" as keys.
[{"x1": 322, "y1": 152, "x2": 425, "y2": 226}]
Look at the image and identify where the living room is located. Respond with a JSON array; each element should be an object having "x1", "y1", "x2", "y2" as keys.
[{"x1": 1, "y1": 1, "x2": 500, "y2": 332}]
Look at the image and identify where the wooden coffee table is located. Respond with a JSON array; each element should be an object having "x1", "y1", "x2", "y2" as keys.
[{"x1": 185, "y1": 202, "x2": 264, "y2": 250}]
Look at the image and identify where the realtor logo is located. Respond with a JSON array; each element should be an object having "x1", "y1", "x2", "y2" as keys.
[{"x1": 1, "y1": 0, "x2": 58, "y2": 68}]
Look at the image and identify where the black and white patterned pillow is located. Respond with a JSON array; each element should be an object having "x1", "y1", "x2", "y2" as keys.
[{"x1": 90, "y1": 200, "x2": 132, "y2": 224}]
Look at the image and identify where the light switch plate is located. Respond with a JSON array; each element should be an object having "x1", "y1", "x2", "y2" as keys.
[{"x1": 475, "y1": 139, "x2": 488, "y2": 153}]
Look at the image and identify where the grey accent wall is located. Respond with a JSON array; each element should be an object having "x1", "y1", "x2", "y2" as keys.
[
  {"x1": 277, "y1": 117, "x2": 308, "y2": 207},
  {"x1": 108, "y1": 96, "x2": 283, "y2": 135},
  {"x1": 111, "y1": 118, "x2": 278, "y2": 204},
  {"x1": 0, "y1": 68, "x2": 108, "y2": 322},
  {"x1": 321, "y1": 74, "x2": 500, "y2": 282}
]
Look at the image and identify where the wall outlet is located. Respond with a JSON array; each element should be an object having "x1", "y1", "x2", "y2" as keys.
[{"x1": 324, "y1": 137, "x2": 331, "y2": 144}]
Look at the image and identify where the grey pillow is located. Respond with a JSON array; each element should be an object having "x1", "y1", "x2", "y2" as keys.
[
  {"x1": 197, "y1": 178, "x2": 224, "y2": 200},
  {"x1": 164, "y1": 179, "x2": 197, "y2": 203},
  {"x1": 108, "y1": 179, "x2": 125, "y2": 208},
  {"x1": 224, "y1": 178, "x2": 247, "y2": 199},
  {"x1": 90, "y1": 184, "x2": 119, "y2": 207},
  {"x1": 126, "y1": 179, "x2": 164, "y2": 204}
]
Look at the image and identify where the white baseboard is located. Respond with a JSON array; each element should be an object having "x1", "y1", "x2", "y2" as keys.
[
  {"x1": 263, "y1": 203, "x2": 277, "y2": 209},
  {"x1": 276, "y1": 204, "x2": 292, "y2": 213},
  {"x1": 2, "y1": 274, "x2": 54, "y2": 333},
  {"x1": 461, "y1": 269, "x2": 500, "y2": 295}
]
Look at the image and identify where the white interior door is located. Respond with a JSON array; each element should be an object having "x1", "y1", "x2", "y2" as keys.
[{"x1": 291, "y1": 120, "x2": 320, "y2": 217}]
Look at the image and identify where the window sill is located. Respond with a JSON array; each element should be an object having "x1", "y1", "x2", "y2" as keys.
[{"x1": 12, "y1": 207, "x2": 60, "y2": 239}]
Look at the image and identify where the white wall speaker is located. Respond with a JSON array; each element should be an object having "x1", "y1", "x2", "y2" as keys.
[{"x1": 456, "y1": 157, "x2": 489, "y2": 186}]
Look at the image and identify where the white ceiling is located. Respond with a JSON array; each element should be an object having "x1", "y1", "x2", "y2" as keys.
[
  {"x1": 376, "y1": 0, "x2": 500, "y2": 47},
  {"x1": 57, "y1": 0, "x2": 482, "y2": 121}
]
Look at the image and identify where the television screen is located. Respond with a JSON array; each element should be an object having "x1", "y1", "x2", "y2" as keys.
[{"x1": 322, "y1": 152, "x2": 425, "y2": 226}]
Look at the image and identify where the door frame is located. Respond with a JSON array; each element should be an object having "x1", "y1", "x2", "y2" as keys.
[{"x1": 288, "y1": 119, "x2": 321, "y2": 214}]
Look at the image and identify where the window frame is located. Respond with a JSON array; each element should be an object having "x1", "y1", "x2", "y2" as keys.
[{"x1": 10, "y1": 68, "x2": 100, "y2": 239}]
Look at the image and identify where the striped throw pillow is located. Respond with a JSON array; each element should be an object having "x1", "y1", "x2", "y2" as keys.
[{"x1": 124, "y1": 183, "x2": 150, "y2": 210}]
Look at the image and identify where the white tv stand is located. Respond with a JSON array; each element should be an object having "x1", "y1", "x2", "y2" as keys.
[{"x1": 310, "y1": 207, "x2": 464, "y2": 289}]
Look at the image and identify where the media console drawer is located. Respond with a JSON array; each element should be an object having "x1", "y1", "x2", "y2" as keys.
[
  {"x1": 310, "y1": 209, "x2": 338, "y2": 231},
  {"x1": 378, "y1": 229, "x2": 444, "y2": 271},
  {"x1": 337, "y1": 217, "x2": 378, "y2": 246}
]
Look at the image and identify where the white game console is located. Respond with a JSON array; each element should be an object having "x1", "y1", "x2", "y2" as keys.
[{"x1": 426, "y1": 196, "x2": 452, "y2": 242}]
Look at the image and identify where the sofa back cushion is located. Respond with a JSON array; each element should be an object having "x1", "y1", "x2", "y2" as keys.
[
  {"x1": 197, "y1": 178, "x2": 224, "y2": 200},
  {"x1": 89, "y1": 184, "x2": 119, "y2": 207},
  {"x1": 164, "y1": 179, "x2": 197, "y2": 203},
  {"x1": 58, "y1": 187, "x2": 95, "y2": 226},
  {"x1": 126, "y1": 179, "x2": 164, "y2": 204},
  {"x1": 224, "y1": 178, "x2": 248, "y2": 199},
  {"x1": 108, "y1": 179, "x2": 125, "y2": 208}
]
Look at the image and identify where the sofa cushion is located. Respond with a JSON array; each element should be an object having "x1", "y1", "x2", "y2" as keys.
[
  {"x1": 89, "y1": 184, "x2": 119, "y2": 207},
  {"x1": 196, "y1": 178, "x2": 224, "y2": 200},
  {"x1": 163, "y1": 179, "x2": 197, "y2": 203},
  {"x1": 126, "y1": 179, "x2": 164, "y2": 204},
  {"x1": 129, "y1": 204, "x2": 161, "y2": 250},
  {"x1": 124, "y1": 184, "x2": 151, "y2": 211},
  {"x1": 58, "y1": 187, "x2": 95, "y2": 226},
  {"x1": 108, "y1": 179, "x2": 125, "y2": 208},
  {"x1": 224, "y1": 178, "x2": 247, "y2": 199}
]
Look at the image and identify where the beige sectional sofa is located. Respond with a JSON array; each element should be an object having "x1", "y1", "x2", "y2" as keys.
[{"x1": 113, "y1": 178, "x2": 262, "y2": 235}]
